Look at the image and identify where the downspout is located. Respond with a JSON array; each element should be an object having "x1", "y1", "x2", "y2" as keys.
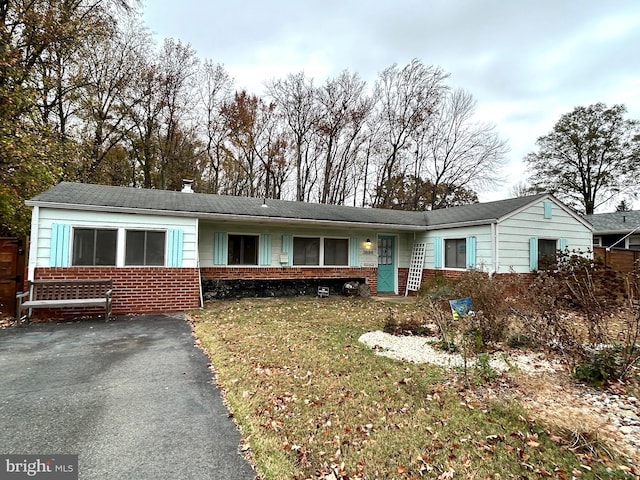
[
  {"x1": 195, "y1": 218, "x2": 203, "y2": 308},
  {"x1": 27, "y1": 206, "x2": 39, "y2": 282},
  {"x1": 491, "y1": 221, "x2": 499, "y2": 274}
]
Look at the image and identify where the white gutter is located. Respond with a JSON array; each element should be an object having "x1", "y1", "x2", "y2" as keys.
[
  {"x1": 424, "y1": 219, "x2": 497, "y2": 230},
  {"x1": 25, "y1": 201, "x2": 428, "y2": 232}
]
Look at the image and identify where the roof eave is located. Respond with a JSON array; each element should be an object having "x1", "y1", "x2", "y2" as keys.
[
  {"x1": 25, "y1": 200, "x2": 427, "y2": 231},
  {"x1": 425, "y1": 219, "x2": 496, "y2": 230},
  {"x1": 592, "y1": 229, "x2": 638, "y2": 235}
]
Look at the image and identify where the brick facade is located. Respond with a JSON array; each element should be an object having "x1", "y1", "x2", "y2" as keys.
[
  {"x1": 420, "y1": 269, "x2": 536, "y2": 297},
  {"x1": 30, "y1": 266, "x2": 379, "y2": 318},
  {"x1": 398, "y1": 267, "x2": 409, "y2": 295},
  {"x1": 33, "y1": 267, "x2": 201, "y2": 317}
]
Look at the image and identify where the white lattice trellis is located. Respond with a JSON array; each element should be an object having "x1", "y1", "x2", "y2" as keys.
[{"x1": 405, "y1": 242, "x2": 426, "y2": 295}]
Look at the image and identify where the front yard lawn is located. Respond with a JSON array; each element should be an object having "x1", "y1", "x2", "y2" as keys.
[{"x1": 191, "y1": 297, "x2": 636, "y2": 479}]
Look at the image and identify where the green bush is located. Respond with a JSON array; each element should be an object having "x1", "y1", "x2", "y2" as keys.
[
  {"x1": 573, "y1": 346, "x2": 623, "y2": 387},
  {"x1": 475, "y1": 353, "x2": 498, "y2": 383},
  {"x1": 507, "y1": 333, "x2": 533, "y2": 349}
]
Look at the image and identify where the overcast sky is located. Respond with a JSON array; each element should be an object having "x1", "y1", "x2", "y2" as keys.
[{"x1": 142, "y1": 0, "x2": 640, "y2": 204}]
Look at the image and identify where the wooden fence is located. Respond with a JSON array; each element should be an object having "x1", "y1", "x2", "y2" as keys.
[{"x1": 593, "y1": 246, "x2": 640, "y2": 274}]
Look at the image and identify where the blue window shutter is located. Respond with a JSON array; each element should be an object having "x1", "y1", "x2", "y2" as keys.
[
  {"x1": 529, "y1": 237, "x2": 538, "y2": 271},
  {"x1": 259, "y1": 234, "x2": 272, "y2": 266},
  {"x1": 466, "y1": 236, "x2": 477, "y2": 269},
  {"x1": 544, "y1": 201, "x2": 552, "y2": 219},
  {"x1": 559, "y1": 238, "x2": 568, "y2": 253},
  {"x1": 433, "y1": 237, "x2": 443, "y2": 269},
  {"x1": 281, "y1": 235, "x2": 293, "y2": 266},
  {"x1": 167, "y1": 229, "x2": 184, "y2": 267},
  {"x1": 50, "y1": 223, "x2": 70, "y2": 267},
  {"x1": 213, "y1": 232, "x2": 227, "y2": 265},
  {"x1": 349, "y1": 237, "x2": 359, "y2": 267}
]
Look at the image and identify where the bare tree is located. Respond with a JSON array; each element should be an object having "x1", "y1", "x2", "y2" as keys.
[
  {"x1": 196, "y1": 60, "x2": 233, "y2": 193},
  {"x1": 220, "y1": 90, "x2": 288, "y2": 198},
  {"x1": 509, "y1": 180, "x2": 533, "y2": 198},
  {"x1": 155, "y1": 38, "x2": 200, "y2": 190},
  {"x1": 266, "y1": 72, "x2": 318, "y2": 201},
  {"x1": 75, "y1": 18, "x2": 150, "y2": 182},
  {"x1": 372, "y1": 59, "x2": 449, "y2": 206},
  {"x1": 126, "y1": 57, "x2": 163, "y2": 188},
  {"x1": 314, "y1": 70, "x2": 369, "y2": 204},
  {"x1": 420, "y1": 88, "x2": 508, "y2": 209}
]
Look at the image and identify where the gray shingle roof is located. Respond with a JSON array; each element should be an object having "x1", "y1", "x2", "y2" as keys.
[
  {"x1": 27, "y1": 182, "x2": 550, "y2": 229},
  {"x1": 584, "y1": 210, "x2": 640, "y2": 234},
  {"x1": 424, "y1": 193, "x2": 548, "y2": 227},
  {"x1": 28, "y1": 182, "x2": 429, "y2": 227}
]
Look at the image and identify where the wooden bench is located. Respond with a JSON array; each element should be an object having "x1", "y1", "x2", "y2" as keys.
[{"x1": 16, "y1": 279, "x2": 113, "y2": 324}]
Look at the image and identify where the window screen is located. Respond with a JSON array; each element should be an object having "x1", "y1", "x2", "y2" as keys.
[
  {"x1": 293, "y1": 237, "x2": 320, "y2": 265},
  {"x1": 125, "y1": 230, "x2": 165, "y2": 266},
  {"x1": 324, "y1": 238, "x2": 348, "y2": 266},
  {"x1": 72, "y1": 228, "x2": 117, "y2": 266},
  {"x1": 228, "y1": 234, "x2": 258, "y2": 265},
  {"x1": 444, "y1": 238, "x2": 466, "y2": 269}
]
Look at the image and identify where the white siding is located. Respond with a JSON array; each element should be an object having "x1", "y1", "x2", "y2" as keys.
[
  {"x1": 421, "y1": 225, "x2": 493, "y2": 271},
  {"x1": 33, "y1": 208, "x2": 198, "y2": 268},
  {"x1": 497, "y1": 199, "x2": 591, "y2": 273},
  {"x1": 396, "y1": 233, "x2": 415, "y2": 269},
  {"x1": 198, "y1": 221, "x2": 402, "y2": 268}
]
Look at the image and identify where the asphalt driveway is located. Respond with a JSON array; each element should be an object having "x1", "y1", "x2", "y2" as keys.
[{"x1": 0, "y1": 314, "x2": 256, "y2": 479}]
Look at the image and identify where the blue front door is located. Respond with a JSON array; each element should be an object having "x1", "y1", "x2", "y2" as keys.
[{"x1": 377, "y1": 236, "x2": 395, "y2": 293}]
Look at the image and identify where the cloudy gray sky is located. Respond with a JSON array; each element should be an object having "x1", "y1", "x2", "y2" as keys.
[{"x1": 142, "y1": 0, "x2": 640, "y2": 204}]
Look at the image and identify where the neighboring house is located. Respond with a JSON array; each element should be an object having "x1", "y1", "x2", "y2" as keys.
[
  {"x1": 584, "y1": 210, "x2": 640, "y2": 250},
  {"x1": 24, "y1": 182, "x2": 593, "y2": 315}
]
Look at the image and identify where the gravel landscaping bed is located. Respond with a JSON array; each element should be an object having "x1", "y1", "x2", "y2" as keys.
[{"x1": 359, "y1": 330, "x2": 640, "y2": 467}]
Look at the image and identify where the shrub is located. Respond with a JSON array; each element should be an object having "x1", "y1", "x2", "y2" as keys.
[
  {"x1": 475, "y1": 353, "x2": 498, "y2": 383},
  {"x1": 507, "y1": 333, "x2": 533, "y2": 349},
  {"x1": 511, "y1": 272, "x2": 585, "y2": 365},
  {"x1": 451, "y1": 270, "x2": 510, "y2": 344},
  {"x1": 539, "y1": 249, "x2": 625, "y2": 344},
  {"x1": 417, "y1": 272, "x2": 457, "y2": 303},
  {"x1": 573, "y1": 346, "x2": 623, "y2": 387},
  {"x1": 383, "y1": 307, "x2": 437, "y2": 336}
]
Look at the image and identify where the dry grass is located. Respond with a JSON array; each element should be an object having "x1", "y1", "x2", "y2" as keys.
[{"x1": 191, "y1": 297, "x2": 637, "y2": 479}]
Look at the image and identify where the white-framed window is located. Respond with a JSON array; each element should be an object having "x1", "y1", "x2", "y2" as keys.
[
  {"x1": 292, "y1": 236, "x2": 349, "y2": 266},
  {"x1": 293, "y1": 237, "x2": 320, "y2": 265},
  {"x1": 72, "y1": 228, "x2": 117, "y2": 266},
  {"x1": 323, "y1": 238, "x2": 349, "y2": 266},
  {"x1": 228, "y1": 234, "x2": 259, "y2": 265},
  {"x1": 444, "y1": 238, "x2": 466, "y2": 269},
  {"x1": 125, "y1": 230, "x2": 166, "y2": 266},
  {"x1": 628, "y1": 235, "x2": 640, "y2": 251},
  {"x1": 538, "y1": 238, "x2": 558, "y2": 269}
]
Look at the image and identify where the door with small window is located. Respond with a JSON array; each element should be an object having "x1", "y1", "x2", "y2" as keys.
[{"x1": 377, "y1": 236, "x2": 395, "y2": 293}]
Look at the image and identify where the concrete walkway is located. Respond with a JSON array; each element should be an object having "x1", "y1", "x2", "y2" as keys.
[{"x1": 0, "y1": 314, "x2": 256, "y2": 479}]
